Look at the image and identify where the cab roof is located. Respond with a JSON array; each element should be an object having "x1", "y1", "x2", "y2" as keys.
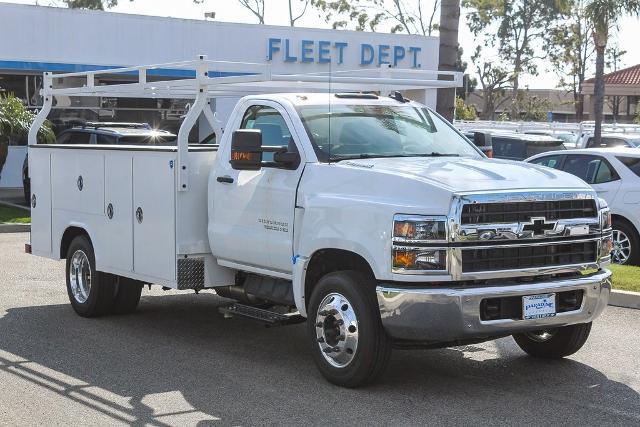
[{"x1": 243, "y1": 93, "x2": 428, "y2": 108}]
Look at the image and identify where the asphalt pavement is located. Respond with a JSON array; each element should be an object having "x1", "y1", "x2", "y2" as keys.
[{"x1": 0, "y1": 232, "x2": 639, "y2": 426}]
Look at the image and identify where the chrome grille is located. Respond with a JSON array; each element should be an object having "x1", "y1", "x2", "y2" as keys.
[
  {"x1": 461, "y1": 241, "x2": 598, "y2": 273},
  {"x1": 461, "y1": 199, "x2": 597, "y2": 225}
]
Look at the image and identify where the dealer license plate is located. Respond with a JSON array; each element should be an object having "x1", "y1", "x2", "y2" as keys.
[{"x1": 522, "y1": 293, "x2": 556, "y2": 320}]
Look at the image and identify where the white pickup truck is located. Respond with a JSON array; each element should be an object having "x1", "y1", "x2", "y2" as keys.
[{"x1": 27, "y1": 59, "x2": 612, "y2": 387}]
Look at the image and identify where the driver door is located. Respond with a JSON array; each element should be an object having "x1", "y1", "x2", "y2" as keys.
[{"x1": 211, "y1": 101, "x2": 305, "y2": 275}]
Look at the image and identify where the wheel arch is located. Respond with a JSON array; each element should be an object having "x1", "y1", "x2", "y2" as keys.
[
  {"x1": 303, "y1": 248, "x2": 376, "y2": 311},
  {"x1": 611, "y1": 213, "x2": 640, "y2": 238},
  {"x1": 59, "y1": 226, "x2": 92, "y2": 259}
]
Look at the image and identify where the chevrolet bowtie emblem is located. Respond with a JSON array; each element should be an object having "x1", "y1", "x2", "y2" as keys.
[{"x1": 521, "y1": 218, "x2": 556, "y2": 236}]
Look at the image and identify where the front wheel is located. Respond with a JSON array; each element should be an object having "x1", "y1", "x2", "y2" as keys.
[
  {"x1": 306, "y1": 270, "x2": 392, "y2": 388},
  {"x1": 512, "y1": 322, "x2": 592, "y2": 358}
]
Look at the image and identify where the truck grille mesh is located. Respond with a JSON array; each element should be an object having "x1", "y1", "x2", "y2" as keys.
[
  {"x1": 461, "y1": 199, "x2": 597, "y2": 225},
  {"x1": 461, "y1": 241, "x2": 598, "y2": 273}
]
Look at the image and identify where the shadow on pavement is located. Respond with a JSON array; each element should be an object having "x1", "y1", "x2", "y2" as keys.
[{"x1": 0, "y1": 292, "x2": 638, "y2": 425}]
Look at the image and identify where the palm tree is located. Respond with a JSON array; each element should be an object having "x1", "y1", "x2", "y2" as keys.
[
  {"x1": 0, "y1": 95, "x2": 55, "y2": 177},
  {"x1": 436, "y1": 0, "x2": 461, "y2": 122},
  {"x1": 586, "y1": 0, "x2": 640, "y2": 145}
]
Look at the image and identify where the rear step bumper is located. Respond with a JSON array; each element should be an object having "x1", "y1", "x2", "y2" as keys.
[{"x1": 376, "y1": 269, "x2": 611, "y2": 342}]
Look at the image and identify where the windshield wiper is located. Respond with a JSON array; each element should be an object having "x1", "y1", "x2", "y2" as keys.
[{"x1": 330, "y1": 152, "x2": 460, "y2": 161}]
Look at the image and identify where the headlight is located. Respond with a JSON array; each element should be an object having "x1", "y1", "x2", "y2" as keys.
[
  {"x1": 392, "y1": 215, "x2": 448, "y2": 273},
  {"x1": 393, "y1": 215, "x2": 447, "y2": 242},
  {"x1": 598, "y1": 198, "x2": 612, "y2": 230},
  {"x1": 602, "y1": 210, "x2": 612, "y2": 230}
]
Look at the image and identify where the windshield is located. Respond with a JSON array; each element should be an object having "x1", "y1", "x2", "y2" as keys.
[{"x1": 297, "y1": 104, "x2": 482, "y2": 161}]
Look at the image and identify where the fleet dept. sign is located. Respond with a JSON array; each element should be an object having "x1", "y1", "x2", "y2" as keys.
[{"x1": 267, "y1": 38, "x2": 422, "y2": 68}]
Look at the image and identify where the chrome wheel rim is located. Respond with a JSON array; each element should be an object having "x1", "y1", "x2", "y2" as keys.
[
  {"x1": 525, "y1": 330, "x2": 555, "y2": 342},
  {"x1": 315, "y1": 293, "x2": 359, "y2": 368},
  {"x1": 612, "y1": 229, "x2": 632, "y2": 264},
  {"x1": 69, "y1": 250, "x2": 91, "y2": 304}
]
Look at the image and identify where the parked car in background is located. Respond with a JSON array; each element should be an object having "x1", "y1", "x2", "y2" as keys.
[
  {"x1": 527, "y1": 147, "x2": 640, "y2": 265},
  {"x1": 464, "y1": 131, "x2": 566, "y2": 161},
  {"x1": 23, "y1": 122, "x2": 177, "y2": 204},
  {"x1": 461, "y1": 131, "x2": 493, "y2": 157},
  {"x1": 578, "y1": 132, "x2": 640, "y2": 149},
  {"x1": 524, "y1": 130, "x2": 578, "y2": 149}
]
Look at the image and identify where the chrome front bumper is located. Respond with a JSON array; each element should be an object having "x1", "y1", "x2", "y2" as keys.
[{"x1": 376, "y1": 270, "x2": 611, "y2": 342}]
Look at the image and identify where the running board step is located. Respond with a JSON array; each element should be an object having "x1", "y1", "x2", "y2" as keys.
[{"x1": 219, "y1": 304, "x2": 305, "y2": 327}]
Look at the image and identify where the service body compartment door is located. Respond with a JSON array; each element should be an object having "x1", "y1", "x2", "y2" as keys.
[
  {"x1": 29, "y1": 148, "x2": 52, "y2": 256},
  {"x1": 133, "y1": 154, "x2": 176, "y2": 282},
  {"x1": 51, "y1": 151, "x2": 104, "y2": 215},
  {"x1": 101, "y1": 153, "x2": 133, "y2": 272}
]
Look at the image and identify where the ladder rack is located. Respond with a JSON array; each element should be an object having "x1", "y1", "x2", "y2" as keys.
[{"x1": 29, "y1": 55, "x2": 463, "y2": 191}]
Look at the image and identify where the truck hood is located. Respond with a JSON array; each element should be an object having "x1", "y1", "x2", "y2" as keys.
[{"x1": 337, "y1": 157, "x2": 591, "y2": 192}]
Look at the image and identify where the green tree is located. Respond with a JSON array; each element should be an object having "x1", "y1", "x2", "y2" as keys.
[
  {"x1": 63, "y1": 0, "x2": 205, "y2": 10},
  {"x1": 471, "y1": 46, "x2": 512, "y2": 120},
  {"x1": 548, "y1": 0, "x2": 594, "y2": 122},
  {"x1": 464, "y1": 0, "x2": 570, "y2": 118},
  {"x1": 511, "y1": 90, "x2": 552, "y2": 121},
  {"x1": 311, "y1": 0, "x2": 440, "y2": 33},
  {"x1": 604, "y1": 45, "x2": 626, "y2": 121},
  {"x1": 454, "y1": 96, "x2": 477, "y2": 120},
  {"x1": 586, "y1": 0, "x2": 640, "y2": 144},
  {"x1": 0, "y1": 94, "x2": 55, "y2": 177},
  {"x1": 236, "y1": 0, "x2": 265, "y2": 24},
  {"x1": 289, "y1": 0, "x2": 311, "y2": 26},
  {"x1": 62, "y1": 0, "x2": 126, "y2": 9}
]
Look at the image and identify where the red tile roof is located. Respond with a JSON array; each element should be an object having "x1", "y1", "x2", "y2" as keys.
[{"x1": 585, "y1": 64, "x2": 640, "y2": 86}]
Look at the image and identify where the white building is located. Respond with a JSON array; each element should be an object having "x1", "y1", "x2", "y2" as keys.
[{"x1": 0, "y1": 3, "x2": 440, "y2": 189}]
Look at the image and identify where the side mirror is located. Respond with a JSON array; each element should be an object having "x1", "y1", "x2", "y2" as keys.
[
  {"x1": 473, "y1": 131, "x2": 493, "y2": 158},
  {"x1": 273, "y1": 149, "x2": 301, "y2": 169},
  {"x1": 230, "y1": 129, "x2": 263, "y2": 170}
]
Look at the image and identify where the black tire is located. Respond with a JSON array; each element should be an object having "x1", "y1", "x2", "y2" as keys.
[
  {"x1": 513, "y1": 322, "x2": 592, "y2": 358},
  {"x1": 23, "y1": 178, "x2": 30, "y2": 206},
  {"x1": 112, "y1": 277, "x2": 144, "y2": 315},
  {"x1": 65, "y1": 235, "x2": 116, "y2": 317},
  {"x1": 306, "y1": 270, "x2": 392, "y2": 388},
  {"x1": 612, "y1": 219, "x2": 640, "y2": 266}
]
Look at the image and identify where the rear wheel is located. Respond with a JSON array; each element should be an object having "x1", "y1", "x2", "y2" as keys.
[
  {"x1": 306, "y1": 270, "x2": 392, "y2": 388},
  {"x1": 23, "y1": 178, "x2": 30, "y2": 206},
  {"x1": 513, "y1": 322, "x2": 592, "y2": 358},
  {"x1": 112, "y1": 277, "x2": 144, "y2": 315},
  {"x1": 65, "y1": 235, "x2": 115, "y2": 317},
  {"x1": 612, "y1": 220, "x2": 639, "y2": 265}
]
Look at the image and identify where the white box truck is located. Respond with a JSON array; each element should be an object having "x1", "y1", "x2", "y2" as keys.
[{"x1": 27, "y1": 57, "x2": 612, "y2": 387}]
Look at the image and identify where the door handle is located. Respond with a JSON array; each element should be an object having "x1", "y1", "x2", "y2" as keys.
[{"x1": 217, "y1": 176, "x2": 234, "y2": 184}]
